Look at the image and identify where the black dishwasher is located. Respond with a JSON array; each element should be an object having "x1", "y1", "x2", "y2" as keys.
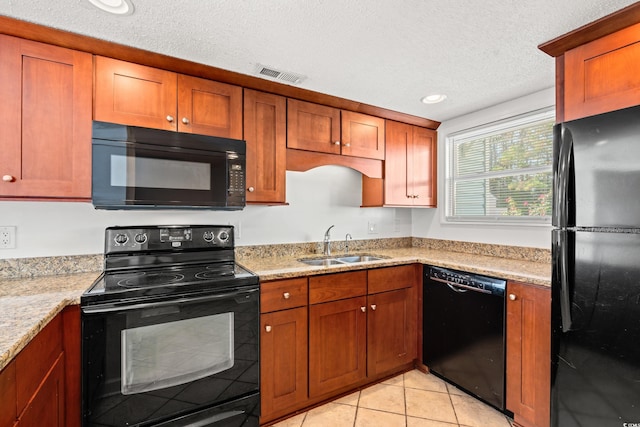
[{"x1": 423, "y1": 265, "x2": 506, "y2": 411}]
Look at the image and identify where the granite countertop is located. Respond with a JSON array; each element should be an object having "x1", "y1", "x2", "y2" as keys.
[
  {"x1": 238, "y1": 247, "x2": 551, "y2": 286},
  {"x1": 0, "y1": 246, "x2": 550, "y2": 372}
]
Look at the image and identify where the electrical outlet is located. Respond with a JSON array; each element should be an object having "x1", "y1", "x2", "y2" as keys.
[
  {"x1": 229, "y1": 221, "x2": 241, "y2": 240},
  {"x1": 0, "y1": 226, "x2": 16, "y2": 249},
  {"x1": 367, "y1": 221, "x2": 378, "y2": 234}
]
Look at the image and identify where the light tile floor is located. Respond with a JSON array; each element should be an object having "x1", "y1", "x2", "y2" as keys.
[{"x1": 272, "y1": 370, "x2": 514, "y2": 427}]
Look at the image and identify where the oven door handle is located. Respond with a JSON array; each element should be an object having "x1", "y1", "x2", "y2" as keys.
[{"x1": 82, "y1": 287, "x2": 259, "y2": 314}]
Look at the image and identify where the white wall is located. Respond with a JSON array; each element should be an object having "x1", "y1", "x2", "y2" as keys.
[
  {"x1": 412, "y1": 87, "x2": 555, "y2": 249},
  {"x1": 0, "y1": 166, "x2": 412, "y2": 259}
]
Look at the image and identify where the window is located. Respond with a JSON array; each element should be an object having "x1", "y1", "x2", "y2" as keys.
[{"x1": 445, "y1": 108, "x2": 555, "y2": 224}]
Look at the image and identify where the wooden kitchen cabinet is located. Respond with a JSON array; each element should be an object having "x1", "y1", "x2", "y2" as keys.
[
  {"x1": 563, "y1": 22, "x2": 640, "y2": 121},
  {"x1": 506, "y1": 281, "x2": 550, "y2": 427},
  {"x1": 260, "y1": 278, "x2": 308, "y2": 423},
  {"x1": 94, "y1": 56, "x2": 242, "y2": 138},
  {"x1": 0, "y1": 305, "x2": 80, "y2": 427},
  {"x1": 367, "y1": 265, "x2": 418, "y2": 377},
  {"x1": 0, "y1": 35, "x2": 92, "y2": 200},
  {"x1": 243, "y1": 89, "x2": 287, "y2": 204},
  {"x1": 287, "y1": 99, "x2": 385, "y2": 160},
  {"x1": 309, "y1": 295, "x2": 368, "y2": 398}
]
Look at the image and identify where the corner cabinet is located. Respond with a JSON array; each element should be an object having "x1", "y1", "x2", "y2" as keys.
[
  {"x1": 243, "y1": 89, "x2": 287, "y2": 204},
  {"x1": 0, "y1": 35, "x2": 92, "y2": 200},
  {"x1": 362, "y1": 121, "x2": 437, "y2": 207},
  {"x1": 506, "y1": 281, "x2": 550, "y2": 427},
  {"x1": 94, "y1": 56, "x2": 242, "y2": 138}
]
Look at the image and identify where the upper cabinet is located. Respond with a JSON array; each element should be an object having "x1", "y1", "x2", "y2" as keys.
[
  {"x1": 564, "y1": 23, "x2": 640, "y2": 121},
  {"x1": 243, "y1": 89, "x2": 287, "y2": 204},
  {"x1": 363, "y1": 121, "x2": 437, "y2": 207},
  {"x1": 287, "y1": 99, "x2": 385, "y2": 160},
  {"x1": 94, "y1": 56, "x2": 242, "y2": 138},
  {"x1": 0, "y1": 35, "x2": 92, "y2": 200},
  {"x1": 538, "y1": 4, "x2": 640, "y2": 121}
]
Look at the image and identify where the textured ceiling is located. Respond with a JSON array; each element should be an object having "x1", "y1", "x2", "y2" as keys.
[{"x1": 0, "y1": 0, "x2": 637, "y2": 122}]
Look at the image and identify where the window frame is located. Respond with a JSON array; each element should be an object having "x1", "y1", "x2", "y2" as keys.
[{"x1": 444, "y1": 107, "x2": 555, "y2": 225}]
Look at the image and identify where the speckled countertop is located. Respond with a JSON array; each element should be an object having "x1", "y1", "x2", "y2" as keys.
[
  {"x1": 238, "y1": 247, "x2": 551, "y2": 286},
  {"x1": 0, "y1": 240, "x2": 551, "y2": 372}
]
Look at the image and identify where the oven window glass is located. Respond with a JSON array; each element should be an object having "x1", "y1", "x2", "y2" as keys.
[
  {"x1": 121, "y1": 312, "x2": 234, "y2": 395},
  {"x1": 110, "y1": 154, "x2": 211, "y2": 190}
]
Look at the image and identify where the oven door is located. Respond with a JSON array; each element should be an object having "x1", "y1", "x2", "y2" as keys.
[
  {"x1": 82, "y1": 286, "x2": 259, "y2": 427},
  {"x1": 92, "y1": 139, "x2": 246, "y2": 209}
]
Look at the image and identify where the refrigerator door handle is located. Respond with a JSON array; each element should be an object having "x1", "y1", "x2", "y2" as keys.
[
  {"x1": 553, "y1": 124, "x2": 573, "y2": 228},
  {"x1": 557, "y1": 231, "x2": 573, "y2": 332}
]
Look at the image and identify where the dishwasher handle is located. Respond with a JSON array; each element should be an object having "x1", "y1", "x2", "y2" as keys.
[{"x1": 430, "y1": 276, "x2": 492, "y2": 294}]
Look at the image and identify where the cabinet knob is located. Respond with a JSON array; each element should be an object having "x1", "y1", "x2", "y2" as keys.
[
  {"x1": 371, "y1": 304, "x2": 377, "y2": 311},
  {"x1": 166, "y1": 115, "x2": 174, "y2": 122},
  {"x1": 265, "y1": 325, "x2": 272, "y2": 332},
  {"x1": 334, "y1": 141, "x2": 341, "y2": 145},
  {"x1": 509, "y1": 294, "x2": 517, "y2": 301},
  {"x1": 414, "y1": 195, "x2": 420, "y2": 199},
  {"x1": 360, "y1": 306, "x2": 366, "y2": 312},
  {"x1": 247, "y1": 186, "x2": 255, "y2": 193},
  {"x1": 2, "y1": 175, "x2": 15, "y2": 183},
  {"x1": 283, "y1": 292, "x2": 291, "y2": 299},
  {"x1": 182, "y1": 117, "x2": 190, "y2": 124},
  {"x1": 344, "y1": 143, "x2": 351, "y2": 147}
]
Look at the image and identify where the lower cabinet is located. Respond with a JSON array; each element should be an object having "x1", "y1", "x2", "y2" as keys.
[
  {"x1": 506, "y1": 281, "x2": 551, "y2": 427},
  {"x1": 260, "y1": 266, "x2": 418, "y2": 424},
  {"x1": 0, "y1": 305, "x2": 80, "y2": 427}
]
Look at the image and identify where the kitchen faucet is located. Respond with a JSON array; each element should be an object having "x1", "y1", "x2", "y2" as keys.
[
  {"x1": 323, "y1": 225, "x2": 335, "y2": 256},
  {"x1": 345, "y1": 233, "x2": 352, "y2": 254}
]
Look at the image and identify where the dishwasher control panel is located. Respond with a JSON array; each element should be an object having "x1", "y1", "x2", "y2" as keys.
[{"x1": 428, "y1": 266, "x2": 506, "y2": 296}]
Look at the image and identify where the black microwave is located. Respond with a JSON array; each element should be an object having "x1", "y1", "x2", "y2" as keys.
[{"x1": 91, "y1": 121, "x2": 246, "y2": 210}]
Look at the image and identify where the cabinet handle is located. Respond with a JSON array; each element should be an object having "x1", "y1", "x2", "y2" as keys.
[
  {"x1": 265, "y1": 325, "x2": 272, "y2": 332},
  {"x1": 360, "y1": 306, "x2": 366, "y2": 312},
  {"x1": 371, "y1": 304, "x2": 377, "y2": 311},
  {"x1": 247, "y1": 186, "x2": 255, "y2": 193},
  {"x1": 334, "y1": 141, "x2": 341, "y2": 145},
  {"x1": 283, "y1": 292, "x2": 291, "y2": 299},
  {"x1": 509, "y1": 294, "x2": 517, "y2": 301},
  {"x1": 166, "y1": 115, "x2": 174, "y2": 122},
  {"x1": 2, "y1": 175, "x2": 15, "y2": 183},
  {"x1": 182, "y1": 117, "x2": 190, "y2": 124}
]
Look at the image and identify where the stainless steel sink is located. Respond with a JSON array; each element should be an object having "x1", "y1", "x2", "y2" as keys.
[{"x1": 298, "y1": 254, "x2": 384, "y2": 266}]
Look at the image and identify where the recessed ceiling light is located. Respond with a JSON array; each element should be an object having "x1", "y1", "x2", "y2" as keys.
[
  {"x1": 421, "y1": 94, "x2": 447, "y2": 104},
  {"x1": 87, "y1": 0, "x2": 134, "y2": 15}
]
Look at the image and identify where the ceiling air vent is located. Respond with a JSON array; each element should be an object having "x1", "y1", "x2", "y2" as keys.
[{"x1": 256, "y1": 64, "x2": 306, "y2": 85}]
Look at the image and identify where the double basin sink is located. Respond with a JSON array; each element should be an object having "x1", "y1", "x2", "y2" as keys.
[{"x1": 298, "y1": 254, "x2": 385, "y2": 266}]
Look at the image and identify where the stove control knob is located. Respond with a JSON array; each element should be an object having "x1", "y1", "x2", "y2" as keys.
[
  {"x1": 114, "y1": 233, "x2": 129, "y2": 245},
  {"x1": 134, "y1": 233, "x2": 147, "y2": 244},
  {"x1": 203, "y1": 231, "x2": 214, "y2": 242},
  {"x1": 218, "y1": 231, "x2": 230, "y2": 242}
]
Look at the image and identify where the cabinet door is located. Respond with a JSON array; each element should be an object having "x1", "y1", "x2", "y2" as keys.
[
  {"x1": 368, "y1": 288, "x2": 417, "y2": 377},
  {"x1": 18, "y1": 353, "x2": 65, "y2": 427},
  {"x1": 564, "y1": 22, "x2": 640, "y2": 121},
  {"x1": 287, "y1": 99, "x2": 341, "y2": 155},
  {"x1": 341, "y1": 111, "x2": 385, "y2": 160},
  {"x1": 243, "y1": 89, "x2": 287, "y2": 204},
  {"x1": 94, "y1": 56, "x2": 177, "y2": 131},
  {"x1": 0, "y1": 361, "x2": 17, "y2": 427},
  {"x1": 506, "y1": 282, "x2": 550, "y2": 427},
  {"x1": 309, "y1": 296, "x2": 367, "y2": 398},
  {"x1": 261, "y1": 307, "x2": 308, "y2": 420},
  {"x1": 384, "y1": 121, "x2": 412, "y2": 205},
  {"x1": 0, "y1": 35, "x2": 92, "y2": 199},
  {"x1": 178, "y1": 75, "x2": 242, "y2": 138},
  {"x1": 410, "y1": 126, "x2": 437, "y2": 207}
]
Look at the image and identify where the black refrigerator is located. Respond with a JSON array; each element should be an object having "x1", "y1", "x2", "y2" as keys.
[{"x1": 552, "y1": 105, "x2": 640, "y2": 427}]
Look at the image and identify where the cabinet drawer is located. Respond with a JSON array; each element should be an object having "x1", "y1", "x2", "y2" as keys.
[
  {"x1": 261, "y1": 278, "x2": 308, "y2": 313},
  {"x1": 309, "y1": 271, "x2": 367, "y2": 304},
  {"x1": 368, "y1": 265, "x2": 416, "y2": 294}
]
